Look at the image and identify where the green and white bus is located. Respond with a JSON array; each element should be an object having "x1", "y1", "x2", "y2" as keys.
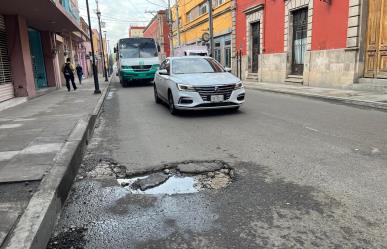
[{"x1": 115, "y1": 37, "x2": 160, "y2": 86}]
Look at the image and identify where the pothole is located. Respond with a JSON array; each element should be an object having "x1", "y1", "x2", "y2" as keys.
[{"x1": 117, "y1": 161, "x2": 235, "y2": 195}]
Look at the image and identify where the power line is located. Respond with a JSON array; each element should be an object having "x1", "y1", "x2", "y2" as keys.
[{"x1": 144, "y1": 0, "x2": 167, "y2": 8}]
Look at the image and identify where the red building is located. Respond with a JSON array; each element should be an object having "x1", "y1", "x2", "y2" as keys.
[
  {"x1": 143, "y1": 10, "x2": 171, "y2": 59},
  {"x1": 233, "y1": 0, "x2": 387, "y2": 89}
]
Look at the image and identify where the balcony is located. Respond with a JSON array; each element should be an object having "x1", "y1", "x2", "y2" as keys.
[
  {"x1": 59, "y1": 0, "x2": 80, "y2": 22},
  {"x1": 0, "y1": 0, "x2": 82, "y2": 33}
]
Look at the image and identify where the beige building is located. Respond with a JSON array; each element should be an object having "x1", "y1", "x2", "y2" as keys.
[{"x1": 129, "y1": 26, "x2": 145, "y2": 38}]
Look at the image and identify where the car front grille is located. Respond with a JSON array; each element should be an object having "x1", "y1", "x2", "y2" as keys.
[
  {"x1": 131, "y1": 65, "x2": 152, "y2": 71},
  {"x1": 194, "y1": 84, "x2": 236, "y2": 101}
]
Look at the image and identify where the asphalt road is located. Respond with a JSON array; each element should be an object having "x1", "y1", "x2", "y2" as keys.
[{"x1": 48, "y1": 77, "x2": 387, "y2": 249}]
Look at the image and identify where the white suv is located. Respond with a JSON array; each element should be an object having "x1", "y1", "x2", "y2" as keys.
[{"x1": 153, "y1": 57, "x2": 245, "y2": 114}]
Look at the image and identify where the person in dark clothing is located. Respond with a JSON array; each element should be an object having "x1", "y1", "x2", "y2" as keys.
[
  {"x1": 62, "y1": 58, "x2": 77, "y2": 91},
  {"x1": 76, "y1": 64, "x2": 83, "y2": 84}
]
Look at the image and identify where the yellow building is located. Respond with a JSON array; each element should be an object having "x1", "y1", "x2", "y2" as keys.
[{"x1": 172, "y1": 0, "x2": 233, "y2": 67}]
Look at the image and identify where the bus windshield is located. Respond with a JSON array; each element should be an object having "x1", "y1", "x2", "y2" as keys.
[{"x1": 119, "y1": 38, "x2": 158, "y2": 59}]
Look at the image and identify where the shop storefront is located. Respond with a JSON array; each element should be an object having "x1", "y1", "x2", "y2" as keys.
[{"x1": 0, "y1": 14, "x2": 14, "y2": 102}]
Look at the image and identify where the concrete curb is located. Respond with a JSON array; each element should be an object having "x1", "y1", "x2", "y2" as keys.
[
  {"x1": 3, "y1": 77, "x2": 112, "y2": 249},
  {"x1": 245, "y1": 85, "x2": 387, "y2": 112}
]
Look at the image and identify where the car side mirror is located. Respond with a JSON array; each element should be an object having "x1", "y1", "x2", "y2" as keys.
[
  {"x1": 224, "y1": 67, "x2": 232, "y2": 73},
  {"x1": 158, "y1": 69, "x2": 168, "y2": 75}
]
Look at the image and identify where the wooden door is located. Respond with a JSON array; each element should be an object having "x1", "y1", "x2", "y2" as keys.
[
  {"x1": 251, "y1": 22, "x2": 260, "y2": 73},
  {"x1": 292, "y1": 8, "x2": 308, "y2": 75},
  {"x1": 365, "y1": 0, "x2": 387, "y2": 78}
]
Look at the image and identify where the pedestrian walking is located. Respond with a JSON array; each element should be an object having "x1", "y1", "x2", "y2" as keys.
[
  {"x1": 62, "y1": 58, "x2": 77, "y2": 91},
  {"x1": 76, "y1": 64, "x2": 83, "y2": 84}
]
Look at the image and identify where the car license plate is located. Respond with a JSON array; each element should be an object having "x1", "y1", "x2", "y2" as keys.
[{"x1": 211, "y1": 95, "x2": 224, "y2": 102}]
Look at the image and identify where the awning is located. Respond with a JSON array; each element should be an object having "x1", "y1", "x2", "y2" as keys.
[{"x1": 0, "y1": 0, "x2": 81, "y2": 33}]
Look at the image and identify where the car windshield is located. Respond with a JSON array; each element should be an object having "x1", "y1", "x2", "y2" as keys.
[
  {"x1": 119, "y1": 38, "x2": 158, "y2": 58},
  {"x1": 172, "y1": 58, "x2": 224, "y2": 74}
]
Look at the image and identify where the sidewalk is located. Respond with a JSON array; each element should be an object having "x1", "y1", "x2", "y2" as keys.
[
  {"x1": 0, "y1": 76, "x2": 110, "y2": 249},
  {"x1": 244, "y1": 81, "x2": 387, "y2": 111}
]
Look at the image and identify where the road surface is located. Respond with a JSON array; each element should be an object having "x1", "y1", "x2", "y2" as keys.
[{"x1": 48, "y1": 77, "x2": 387, "y2": 249}]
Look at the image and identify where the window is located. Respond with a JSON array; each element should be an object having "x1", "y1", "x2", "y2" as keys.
[
  {"x1": 186, "y1": 7, "x2": 199, "y2": 22},
  {"x1": 213, "y1": 0, "x2": 224, "y2": 7},
  {"x1": 214, "y1": 41, "x2": 221, "y2": 64},
  {"x1": 224, "y1": 47, "x2": 231, "y2": 67},
  {"x1": 199, "y1": 2, "x2": 208, "y2": 15},
  {"x1": 214, "y1": 49, "x2": 221, "y2": 64},
  {"x1": 186, "y1": 12, "x2": 193, "y2": 22},
  {"x1": 224, "y1": 39, "x2": 231, "y2": 67}
]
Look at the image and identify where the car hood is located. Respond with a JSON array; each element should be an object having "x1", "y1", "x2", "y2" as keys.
[{"x1": 171, "y1": 72, "x2": 240, "y2": 86}]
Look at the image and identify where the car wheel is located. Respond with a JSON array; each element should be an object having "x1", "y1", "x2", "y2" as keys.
[
  {"x1": 168, "y1": 91, "x2": 177, "y2": 115},
  {"x1": 154, "y1": 85, "x2": 161, "y2": 104}
]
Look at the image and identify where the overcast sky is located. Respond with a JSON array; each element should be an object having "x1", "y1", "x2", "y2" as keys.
[{"x1": 78, "y1": 0, "x2": 168, "y2": 50}]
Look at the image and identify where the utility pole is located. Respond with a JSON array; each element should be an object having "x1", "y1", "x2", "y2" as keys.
[
  {"x1": 104, "y1": 31, "x2": 109, "y2": 76},
  {"x1": 86, "y1": 0, "x2": 101, "y2": 94},
  {"x1": 208, "y1": 0, "x2": 214, "y2": 57},
  {"x1": 176, "y1": 0, "x2": 181, "y2": 47},
  {"x1": 96, "y1": 0, "x2": 108, "y2": 82},
  {"x1": 168, "y1": 0, "x2": 174, "y2": 55}
]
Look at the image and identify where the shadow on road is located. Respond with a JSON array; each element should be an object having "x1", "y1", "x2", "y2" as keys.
[{"x1": 121, "y1": 80, "x2": 153, "y2": 88}]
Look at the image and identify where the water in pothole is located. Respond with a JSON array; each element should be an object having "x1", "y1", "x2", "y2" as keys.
[
  {"x1": 117, "y1": 169, "x2": 233, "y2": 195},
  {"x1": 118, "y1": 175, "x2": 199, "y2": 195}
]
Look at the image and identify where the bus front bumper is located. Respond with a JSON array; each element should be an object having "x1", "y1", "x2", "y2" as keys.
[{"x1": 120, "y1": 69, "x2": 157, "y2": 81}]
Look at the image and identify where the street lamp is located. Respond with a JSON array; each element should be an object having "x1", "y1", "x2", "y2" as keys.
[
  {"x1": 85, "y1": 0, "x2": 101, "y2": 94},
  {"x1": 96, "y1": 1, "x2": 109, "y2": 82}
]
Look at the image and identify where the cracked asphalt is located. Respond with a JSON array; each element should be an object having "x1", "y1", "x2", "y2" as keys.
[{"x1": 48, "y1": 77, "x2": 387, "y2": 248}]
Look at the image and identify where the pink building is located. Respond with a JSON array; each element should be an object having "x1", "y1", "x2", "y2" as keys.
[{"x1": 0, "y1": 0, "x2": 88, "y2": 102}]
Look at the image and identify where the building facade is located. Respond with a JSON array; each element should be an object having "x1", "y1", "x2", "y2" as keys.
[
  {"x1": 0, "y1": 0, "x2": 88, "y2": 103},
  {"x1": 129, "y1": 26, "x2": 146, "y2": 38},
  {"x1": 172, "y1": 0, "x2": 233, "y2": 67},
  {"x1": 143, "y1": 10, "x2": 171, "y2": 60},
  {"x1": 92, "y1": 29, "x2": 104, "y2": 74},
  {"x1": 233, "y1": 0, "x2": 387, "y2": 89}
]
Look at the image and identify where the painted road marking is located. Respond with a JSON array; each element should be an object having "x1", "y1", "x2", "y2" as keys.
[
  {"x1": 0, "y1": 124, "x2": 22, "y2": 129},
  {"x1": 0, "y1": 151, "x2": 19, "y2": 161}
]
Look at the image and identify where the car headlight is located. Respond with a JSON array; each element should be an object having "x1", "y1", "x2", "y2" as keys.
[
  {"x1": 121, "y1": 65, "x2": 130, "y2": 69},
  {"x1": 235, "y1": 82, "x2": 243, "y2": 89},
  {"x1": 152, "y1": 64, "x2": 160, "y2": 69},
  {"x1": 177, "y1": 83, "x2": 195, "y2": 91}
]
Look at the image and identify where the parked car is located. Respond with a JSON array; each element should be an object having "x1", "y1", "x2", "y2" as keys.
[{"x1": 153, "y1": 56, "x2": 245, "y2": 114}]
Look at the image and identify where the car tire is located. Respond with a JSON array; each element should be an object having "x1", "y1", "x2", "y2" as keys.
[
  {"x1": 154, "y1": 85, "x2": 161, "y2": 104},
  {"x1": 168, "y1": 91, "x2": 178, "y2": 115}
]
